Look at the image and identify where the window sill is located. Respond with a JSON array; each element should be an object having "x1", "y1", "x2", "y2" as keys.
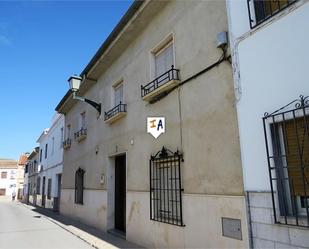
[
  {"x1": 142, "y1": 79, "x2": 180, "y2": 102},
  {"x1": 75, "y1": 134, "x2": 87, "y2": 143},
  {"x1": 63, "y1": 143, "x2": 71, "y2": 150},
  {"x1": 105, "y1": 111, "x2": 127, "y2": 125}
]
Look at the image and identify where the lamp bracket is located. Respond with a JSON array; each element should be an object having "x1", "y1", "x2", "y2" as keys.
[{"x1": 72, "y1": 92, "x2": 101, "y2": 115}]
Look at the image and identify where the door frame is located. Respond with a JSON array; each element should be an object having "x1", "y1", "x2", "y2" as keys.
[{"x1": 106, "y1": 151, "x2": 127, "y2": 234}]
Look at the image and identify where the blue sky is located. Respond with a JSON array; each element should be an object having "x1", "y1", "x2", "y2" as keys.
[{"x1": 0, "y1": 1, "x2": 133, "y2": 160}]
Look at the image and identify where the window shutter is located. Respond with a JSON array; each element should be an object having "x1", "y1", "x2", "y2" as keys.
[
  {"x1": 155, "y1": 43, "x2": 174, "y2": 78},
  {"x1": 285, "y1": 118, "x2": 309, "y2": 196},
  {"x1": 114, "y1": 84, "x2": 123, "y2": 106}
]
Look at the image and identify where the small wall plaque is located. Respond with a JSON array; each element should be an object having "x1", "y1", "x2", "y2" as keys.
[{"x1": 222, "y1": 217, "x2": 242, "y2": 240}]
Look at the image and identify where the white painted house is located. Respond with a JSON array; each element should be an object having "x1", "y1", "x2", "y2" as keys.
[
  {"x1": 0, "y1": 159, "x2": 18, "y2": 197},
  {"x1": 227, "y1": 0, "x2": 309, "y2": 248},
  {"x1": 37, "y1": 114, "x2": 64, "y2": 211}
]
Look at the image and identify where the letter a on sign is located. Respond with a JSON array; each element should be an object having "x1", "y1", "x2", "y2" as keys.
[{"x1": 147, "y1": 117, "x2": 165, "y2": 138}]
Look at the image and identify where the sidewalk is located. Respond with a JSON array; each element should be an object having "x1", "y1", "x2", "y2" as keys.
[{"x1": 21, "y1": 202, "x2": 143, "y2": 249}]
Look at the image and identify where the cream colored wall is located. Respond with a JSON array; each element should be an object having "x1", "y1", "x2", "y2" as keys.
[
  {"x1": 60, "y1": 189, "x2": 108, "y2": 230},
  {"x1": 127, "y1": 191, "x2": 248, "y2": 248},
  {"x1": 63, "y1": 0, "x2": 243, "y2": 195},
  {"x1": 61, "y1": 0, "x2": 247, "y2": 247}
]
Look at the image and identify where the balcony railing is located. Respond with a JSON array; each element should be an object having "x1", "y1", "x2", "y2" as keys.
[
  {"x1": 104, "y1": 102, "x2": 127, "y2": 124},
  {"x1": 63, "y1": 138, "x2": 71, "y2": 149},
  {"x1": 74, "y1": 128, "x2": 87, "y2": 142},
  {"x1": 141, "y1": 65, "x2": 180, "y2": 100},
  {"x1": 247, "y1": 0, "x2": 297, "y2": 29}
]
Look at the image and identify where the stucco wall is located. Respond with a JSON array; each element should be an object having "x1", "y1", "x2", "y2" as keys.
[
  {"x1": 61, "y1": 0, "x2": 247, "y2": 248},
  {"x1": 227, "y1": 0, "x2": 309, "y2": 191}
]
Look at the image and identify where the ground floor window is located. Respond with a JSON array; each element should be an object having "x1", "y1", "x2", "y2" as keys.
[
  {"x1": 75, "y1": 168, "x2": 84, "y2": 204},
  {"x1": 150, "y1": 147, "x2": 184, "y2": 226},
  {"x1": 36, "y1": 177, "x2": 41, "y2": 194},
  {"x1": 263, "y1": 95, "x2": 309, "y2": 227},
  {"x1": 47, "y1": 178, "x2": 52, "y2": 199}
]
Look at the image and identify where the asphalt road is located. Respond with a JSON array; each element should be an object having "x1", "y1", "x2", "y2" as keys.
[{"x1": 0, "y1": 197, "x2": 93, "y2": 249}]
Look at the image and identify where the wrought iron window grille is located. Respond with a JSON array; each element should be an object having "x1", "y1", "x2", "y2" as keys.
[
  {"x1": 263, "y1": 95, "x2": 309, "y2": 227},
  {"x1": 141, "y1": 65, "x2": 180, "y2": 98},
  {"x1": 247, "y1": 0, "x2": 297, "y2": 29},
  {"x1": 104, "y1": 102, "x2": 127, "y2": 121},
  {"x1": 75, "y1": 168, "x2": 85, "y2": 205},
  {"x1": 74, "y1": 128, "x2": 87, "y2": 140},
  {"x1": 150, "y1": 146, "x2": 185, "y2": 227}
]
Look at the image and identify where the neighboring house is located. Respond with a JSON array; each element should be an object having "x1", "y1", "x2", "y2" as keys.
[
  {"x1": 23, "y1": 162, "x2": 29, "y2": 202},
  {"x1": 27, "y1": 147, "x2": 39, "y2": 205},
  {"x1": 0, "y1": 159, "x2": 18, "y2": 197},
  {"x1": 17, "y1": 153, "x2": 28, "y2": 200},
  {"x1": 226, "y1": 0, "x2": 309, "y2": 248},
  {"x1": 56, "y1": 1, "x2": 249, "y2": 248},
  {"x1": 37, "y1": 114, "x2": 64, "y2": 211}
]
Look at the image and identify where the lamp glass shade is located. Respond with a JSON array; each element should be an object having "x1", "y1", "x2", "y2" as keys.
[{"x1": 68, "y1": 76, "x2": 82, "y2": 91}]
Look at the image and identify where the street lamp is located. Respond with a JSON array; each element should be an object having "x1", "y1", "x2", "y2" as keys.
[{"x1": 68, "y1": 75, "x2": 101, "y2": 115}]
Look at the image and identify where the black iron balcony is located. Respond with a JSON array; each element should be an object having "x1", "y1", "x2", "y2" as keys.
[
  {"x1": 104, "y1": 102, "x2": 127, "y2": 124},
  {"x1": 63, "y1": 138, "x2": 71, "y2": 149},
  {"x1": 247, "y1": 0, "x2": 297, "y2": 29},
  {"x1": 141, "y1": 65, "x2": 180, "y2": 101},
  {"x1": 74, "y1": 128, "x2": 87, "y2": 142}
]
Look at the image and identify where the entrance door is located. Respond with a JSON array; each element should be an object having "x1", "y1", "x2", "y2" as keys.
[
  {"x1": 56, "y1": 174, "x2": 62, "y2": 212},
  {"x1": 42, "y1": 177, "x2": 46, "y2": 207},
  {"x1": 114, "y1": 155, "x2": 126, "y2": 232}
]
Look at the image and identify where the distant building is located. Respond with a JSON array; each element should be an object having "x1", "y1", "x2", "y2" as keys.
[
  {"x1": 17, "y1": 153, "x2": 28, "y2": 200},
  {"x1": 0, "y1": 159, "x2": 18, "y2": 197},
  {"x1": 25, "y1": 147, "x2": 39, "y2": 205},
  {"x1": 37, "y1": 114, "x2": 64, "y2": 211}
]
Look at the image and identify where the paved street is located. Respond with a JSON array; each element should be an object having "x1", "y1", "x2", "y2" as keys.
[{"x1": 0, "y1": 197, "x2": 93, "y2": 249}]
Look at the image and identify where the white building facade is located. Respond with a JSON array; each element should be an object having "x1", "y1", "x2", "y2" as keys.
[
  {"x1": 0, "y1": 159, "x2": 18, "y2": 197},
  {"x1": 37, "y1": 114, "x2": 64, "y2": 211},
  {"x1": 227, "y1": 0, "x2": 309, "y2": 248}
]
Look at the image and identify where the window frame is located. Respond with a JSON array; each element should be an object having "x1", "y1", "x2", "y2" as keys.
[
  {"x1": 263, "y1": 95, "x2": 309, "y2": 228},
  {"x1": 150, "y1": 33, "x2": 175, "y2": 81},
  {"x1": 149, "y1": 147, "x2": 184, "y2": 227},
  {"x1": 47, "y1": 178, "x2": 52, "y2": 200},
  {"x1": 247, "y1": 0, "x2": 298, "y2": 29},
  {"x1": 75, "y1": 168, "x2": 85, "y2": 205},
  {"x1": 45, "y1": 144, "x2": 48, "y2": 159},
  {"x1": 1, "y1": 172, "x2": 7, "y2": 179}
]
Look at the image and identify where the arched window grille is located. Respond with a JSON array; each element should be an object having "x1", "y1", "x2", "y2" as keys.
[
  {"x1": 75, "y1": 168, "x2": 85, "y2": 204},
  {"x1": 263, "y1": 95, "x2": 309, "y2": 227},
  {"x1": 150, "y1": 147, "x2": 184, "y2": 226}
]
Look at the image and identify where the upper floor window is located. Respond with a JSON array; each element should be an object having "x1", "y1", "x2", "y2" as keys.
[
  {"x1": 1, "y1": 172, "x2": 7, "y2": 179},
  {"x1": 66, "y1": 125, "x2": 71, "y2": 140},
  {"x1": 114, "y1": 82, "x2": 123, "y2": 107},
  {"x1": 248, "y1": 0, "x2": 297, "y2": 28},
  {"x1": 45, "y1": 144, "x2": 48, "y2": 159},
  {"x1": 141, "y1": 34, "x2": 179, "y2": 101},
  {"x1": 263, "y1": 95, "x2": 309, "y2": 228},
  {"x1": 80, "y1": 112, "x2": 86, "y2": 129},
  {"x1": 104, "y1": 80, "x2": 127, "y2": 124},
  {"x1": 51, "y1": 137, "x2": 55, "y2": 155},
  {"x1": 60, "y1": 127, "x2": 64, "y2": 147},
  {"x1": 153, "y1": 38, "x2": 174, "y2": 79}
]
